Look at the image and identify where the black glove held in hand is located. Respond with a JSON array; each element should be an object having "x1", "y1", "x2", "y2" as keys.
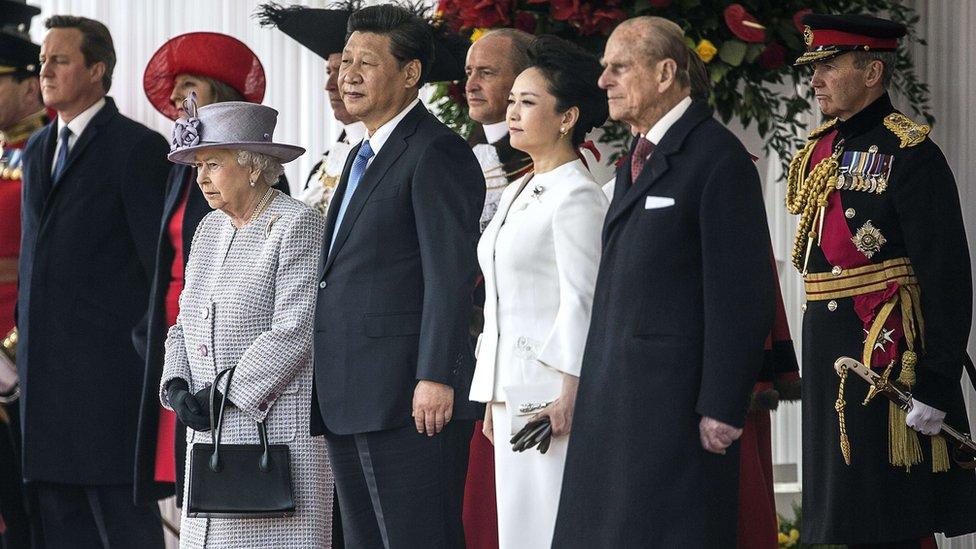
[{"x1": 166, "y1": 379, "x2": 211, "y2": 432}]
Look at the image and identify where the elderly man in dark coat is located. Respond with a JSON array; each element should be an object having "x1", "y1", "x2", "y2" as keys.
[{"x1": 552, "y1": 17, "x2": 774, "y2": 547}]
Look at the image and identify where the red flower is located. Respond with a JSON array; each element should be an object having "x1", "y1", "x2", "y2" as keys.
[
  {"x1": 447, "y1": 82, "x2": 467, "y2": 106},
  {"x1": 550, "y1": 0, "x2": 581, "y2": 22},
  {"x1": 723, "y1": 4, "x2": 765, "y2": 43},
  {"x1": 458, "y1": 0, "x2": 513, "y2": 28},
  {"x1": 759, "y1": 42, "x2": 785, "y2": 69},
  {"x1": 576, "y1": 6, "x2": 628, "y2": 35},
  {"x1": 513, "y1": 11, "x2": 537, "y2": 34},
  {"x1": 649, "y1": 0, "x2": 672, "y2": 6}
]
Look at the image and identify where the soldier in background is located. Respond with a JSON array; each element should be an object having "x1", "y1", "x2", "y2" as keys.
[{"x1": 0, "y1": 1, "x2": 49, "y2": 546}]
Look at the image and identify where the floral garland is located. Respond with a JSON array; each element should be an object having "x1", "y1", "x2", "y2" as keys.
[{"x1": 431, "y1": 0, "x2": 932, "y2": 172}]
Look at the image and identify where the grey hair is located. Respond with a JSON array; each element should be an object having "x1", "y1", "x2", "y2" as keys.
[
  {"x1": 850, "y1": 50, "x2": 896, "y2": 87},
  {"x1": 482, "y1": 28, "x2": 536, "y2": 74},
  {"x1": 619, "y1": 16, "x2": 692, "y2": 90},
  {"x1": 236, "y1": 150, "x2": 284, "y2": 186}
]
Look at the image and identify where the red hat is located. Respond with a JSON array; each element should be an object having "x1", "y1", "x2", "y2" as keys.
[{"x1": 144, "y1": 32, "x2": 266, "y2": 120}]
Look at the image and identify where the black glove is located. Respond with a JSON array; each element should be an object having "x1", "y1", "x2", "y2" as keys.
[
  {"x1": 166, "y1": 379, "x2": 211, "y2": 432},
  {"x1": 510, "y1": 417, "x2": 553, "y2": 454},
  {"x1": 192, "y1": 384, "x2": 235, "y2": 424}
]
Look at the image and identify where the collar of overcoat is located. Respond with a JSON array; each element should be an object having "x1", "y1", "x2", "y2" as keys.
[{"x1": 604, "y1": 99, "x2": 713, "y2": 230}]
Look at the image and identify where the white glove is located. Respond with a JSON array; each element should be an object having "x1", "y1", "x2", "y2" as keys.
[{"x1": 905, "y1": 398, "x2": 946, "y2": 436}]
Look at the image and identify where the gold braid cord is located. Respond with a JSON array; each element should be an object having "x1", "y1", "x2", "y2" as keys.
[
  {"x1": 836, "y1": 368, "x2": 852, "y2": 465},
  {"x1": 883, "y1": 113, "x2": 930, "y2": 149},
  {"x1": 786, "y1": 120, "x2": 840, "y2": 272}
]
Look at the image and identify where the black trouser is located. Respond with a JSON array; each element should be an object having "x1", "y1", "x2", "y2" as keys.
[
  {"x1": 325, "y1": 422, "x2": 470, "y2": 549},
  {"x1": 0, "y1": 405, "x2": 31, "y2": 549},
  {"x1": 31, "y1": 483, "x2": 162, "y2": 549}
]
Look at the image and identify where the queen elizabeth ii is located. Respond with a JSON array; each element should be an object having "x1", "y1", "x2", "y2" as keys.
[{"x1": 159, "y1": 95, "x2": 332, "y2": 547}]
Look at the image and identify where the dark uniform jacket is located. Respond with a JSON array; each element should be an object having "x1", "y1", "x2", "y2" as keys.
[
  {"x1": 18, "y1": 97, "x2": 170, "y2": 484},
  {"x1": 796, "y1": 93, "x2": 976, "y2": 543},
  {"x1": 552, "y1": 100, "x2": 775, "y2": 547}
]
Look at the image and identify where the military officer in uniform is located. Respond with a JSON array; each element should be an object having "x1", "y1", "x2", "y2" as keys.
[
  {"x1": 0, "y1": 2, "x2": 48, "y2": 545},
  {"x1": 788, "y1": 13, "x2": 976, "y2": 546}
]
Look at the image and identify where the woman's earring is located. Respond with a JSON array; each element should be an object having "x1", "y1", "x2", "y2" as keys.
[
  {"x1": 559, "y1": 128, "x2": 569, "y2": 139},
  {"x1": 249, "y1": 178, "x2": 257, "y2": 188}
]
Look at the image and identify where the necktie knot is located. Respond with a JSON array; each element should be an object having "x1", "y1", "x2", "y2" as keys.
[
  {"x1": 59, "y1": 126, "x2": 73, "y2": 143},
  {"x1": 357, "y1": 140, "x2": 374, "y2": 161},
  {"x1": 630, "y1": 137, "x2": 655, "y2": 184}
]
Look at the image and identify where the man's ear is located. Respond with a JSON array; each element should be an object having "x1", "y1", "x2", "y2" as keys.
[
  {"x1": 656, "y1": 58, "x2": 678, "y2": 94},
  {"x1": 403, "y1": 59, "x2": 422, "y2": 88}
]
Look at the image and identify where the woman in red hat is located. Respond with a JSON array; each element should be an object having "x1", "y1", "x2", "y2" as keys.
[{"x1": 132, "y1": 32, "x2": 289, "y2": 516}]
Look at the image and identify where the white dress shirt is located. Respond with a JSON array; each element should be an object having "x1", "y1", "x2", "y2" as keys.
[
  {"x1": 51, "y1": 97, "x2": 106, "y2": 174},
  {"x1": 645, "y1": 95, "x2": 692, "y2": 145},
  {"x1": 363, "y1": 97, "x2": 420, "y2": 169},
  {"x1": 482, "y1": 120, "x2": 509, "y2": 145}
]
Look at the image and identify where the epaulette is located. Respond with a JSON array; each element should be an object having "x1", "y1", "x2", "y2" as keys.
[
  {"x1": 883, "y1": 113, "x2": 930, "y2": 148},
  {"x1": 808, "y1": 118, "x2": 838, "y2": 140}
]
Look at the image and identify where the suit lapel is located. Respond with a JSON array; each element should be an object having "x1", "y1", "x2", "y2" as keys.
[
  {"x1": 480, "y1": 175, "x2": 531, "y2": 307},
  {"x1": 52, "y1": 99, "x2": 116, "y2": 188},
  {"x1": 318, "y1": 143, "x2": 357, "y2": 278},
  {"x1": 604, "y1": 101, "x2": 712, "y2": 230},
  {"x1": 321, "y1": 103, "x2": 425, "y2": 276},
  {"x1": 34, "y1": 123, "x2": 57, "y2": 200}
]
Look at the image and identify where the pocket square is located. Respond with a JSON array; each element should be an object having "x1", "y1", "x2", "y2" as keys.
[{"x1": 645, "y1": 196, "x2": 675, "y2": 209}]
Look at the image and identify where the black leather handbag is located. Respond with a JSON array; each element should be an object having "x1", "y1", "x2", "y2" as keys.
[{"x1": 185, "y1": 367, "x2": 296, "y2": 519}]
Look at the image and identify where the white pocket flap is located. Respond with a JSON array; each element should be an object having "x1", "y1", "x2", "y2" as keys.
[{"x1": 645, "y1": 196, "x2": 675, "y2": 210}]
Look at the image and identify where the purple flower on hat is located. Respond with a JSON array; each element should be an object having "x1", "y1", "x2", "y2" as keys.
[
  {"x1": 171, "y1": 116, "x2": 201, "y2": 151},
  {"x1": 170, "y1": 91, "x2": 202, "y2": 151}
]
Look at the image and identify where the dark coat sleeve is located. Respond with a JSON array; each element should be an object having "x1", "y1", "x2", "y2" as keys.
[
  {"x1": 411, "y1": 133, "x2": 485, "y2": 384},
  {"x1": 120, "y1": 131, "x2": 170, "y2": 280},
  {"x1": 891, "y1": 143, "x2": 972, "y2": 411},
  {"x1": 695, "y1": 148, "x2": 775, "y2": 428}
]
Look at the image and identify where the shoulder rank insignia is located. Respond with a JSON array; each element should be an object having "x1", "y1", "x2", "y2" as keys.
[
  {"x1": 809, "y1": 117, "x2": 839, "y2": 140},
  {"x1": 883, "y1": 113, "x2": 929, "y2": 148},
  {"x1": 836, "y1": 150, "x2": 893, "y2": 193}
]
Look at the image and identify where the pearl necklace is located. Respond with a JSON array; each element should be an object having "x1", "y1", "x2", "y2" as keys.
[{"x1": 246, "y1": 186, "x2": 276, "y2": 226}]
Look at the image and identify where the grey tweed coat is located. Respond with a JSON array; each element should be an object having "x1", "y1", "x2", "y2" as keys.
[{"x1": 160, "y1": 193, "x2": 332, "y2": 548}]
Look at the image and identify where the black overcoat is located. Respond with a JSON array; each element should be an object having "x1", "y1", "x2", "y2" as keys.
[
  {"x1": 552, "y1": 101, "x2": 774, "y2": 547},
  {"x1": 18, "y1": 97, "x2": 169, "y2": 484},
  {"x1": 131, "y1": 165, "x2": 289, "y2": 505}
]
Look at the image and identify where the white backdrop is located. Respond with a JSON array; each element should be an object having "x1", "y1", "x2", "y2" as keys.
[{"x1": 24, "y1": 0, "x2": 976, "y2": 546}]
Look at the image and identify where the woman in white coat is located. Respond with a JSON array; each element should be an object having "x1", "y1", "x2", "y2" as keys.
[{"x1": 468, "y1": 35, "x2": 609, "y2": 548}]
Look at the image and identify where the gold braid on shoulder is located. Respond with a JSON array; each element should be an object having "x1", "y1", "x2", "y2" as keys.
[{"x1": 786, "y1": 118, "x2": 840, "y2": 273}]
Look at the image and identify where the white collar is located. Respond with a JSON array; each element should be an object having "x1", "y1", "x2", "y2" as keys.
[
  {"x1": 645, "y1": 95, "x2": 692, "y2": 146},
  {"x1": 57, "y1": 97, "x2": 106, "y2": 140},
  {"x1": 342, "y1": 121, "x2": 367, "y2": 144},
  {"x1": 482, "y1": 120, "x2": 509, "y2": 145},
  {"x1": 365, "y1": 98, "x2": 421, "y2": 155}
]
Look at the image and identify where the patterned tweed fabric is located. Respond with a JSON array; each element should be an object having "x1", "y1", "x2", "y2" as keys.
[{"x1": 160, "y1": 192, "x2": 332, "y2": 547}]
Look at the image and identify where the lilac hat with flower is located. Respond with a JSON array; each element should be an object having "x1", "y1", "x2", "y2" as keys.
[{"x1": 167, "y1": 92, "x2": 305, "y2": 165}]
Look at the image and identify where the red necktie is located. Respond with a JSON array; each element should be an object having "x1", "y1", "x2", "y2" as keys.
[{"x1": 630, "y1": 137, "x2": 655, "y2": 184}]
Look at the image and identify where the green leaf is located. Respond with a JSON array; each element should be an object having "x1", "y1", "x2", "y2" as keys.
[
  {"x1": 744, "y1": 43, "x2": 764, "y2": 64},
  {"x1": 708, "y1": 62, "x2": 731, "y2": 83},
  {"x1": 718, "y1": 40, "x2": 748, "y2": 67}
]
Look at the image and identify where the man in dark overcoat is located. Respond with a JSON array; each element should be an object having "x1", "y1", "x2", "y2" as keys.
[
  {"x1": 18, "y1": 15, "x2": 169, "y2": 547},
  {"x1": 552, "y1": 16, "x2": 774, "y2": 547},
  {"x1": 788, "y1": 14, "x2": 976, "y2": 546}
]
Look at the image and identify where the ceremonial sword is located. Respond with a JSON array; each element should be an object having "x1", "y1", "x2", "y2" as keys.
[{"x1": 834, "y1": 356, "x2": 976, "y2": 469}]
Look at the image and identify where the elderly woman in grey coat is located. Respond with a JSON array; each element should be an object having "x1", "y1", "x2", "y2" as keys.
[{"x1": 159, "y1": 96, "x2": 331, "y2": 547}]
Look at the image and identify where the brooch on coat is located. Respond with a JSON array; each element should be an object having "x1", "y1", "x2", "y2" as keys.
[
  {"x1": 835, "y1": 148, "x2": 893, "y2": 194},
  {"x1": 265, "y1": 214, "x2": 282, "y2": 237},
  {"x1": 530, "y1": 184, "x2": 545, "y2": 201},
  {"x1": 851, "y1": 220, "x2": 886, "y2": 258}
]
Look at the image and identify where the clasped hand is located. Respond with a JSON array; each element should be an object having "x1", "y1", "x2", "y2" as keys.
[
  {"x1": 166, "y1": 379, "x2": 232, "y2": 432},
  {"x1": 699, "y1": 416, "x2": 743, "y2": 454}
]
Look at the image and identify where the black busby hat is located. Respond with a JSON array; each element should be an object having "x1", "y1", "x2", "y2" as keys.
[
  {"x1": 257, "y1": 1, "x2": 468, "y2": 82},
  {"x1": 0, "y1": 0, "x2": 42, "y2": 76},
  {"x1": 795, "y1": 13, "x2": 907, "y2": 66}
]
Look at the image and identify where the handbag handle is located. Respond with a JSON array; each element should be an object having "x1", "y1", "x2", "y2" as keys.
[{"x1": 207, "y1": 367, "x2": 273, "y2": 473}]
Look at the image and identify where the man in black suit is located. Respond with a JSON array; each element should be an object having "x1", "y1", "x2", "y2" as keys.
[
  {"x1": 18, "y1": 15, "x2": 169, "y2": 548},
  {"x1": 552, "y1": 17, "x2": 774, "y2": 547},
  {"x1": 310, "y1": 5, "x2": 484, "y2": 547}
]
